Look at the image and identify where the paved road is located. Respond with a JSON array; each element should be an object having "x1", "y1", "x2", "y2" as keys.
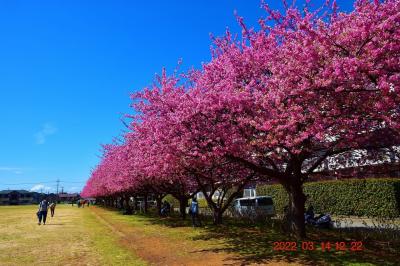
[{"x1": 331, "y1": 216, "x2": 400, "y2": 229}]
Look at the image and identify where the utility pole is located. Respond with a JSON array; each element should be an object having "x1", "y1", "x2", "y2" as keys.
[{"x1": 56, "y1": 179, "x2": 60, "y2": 194}]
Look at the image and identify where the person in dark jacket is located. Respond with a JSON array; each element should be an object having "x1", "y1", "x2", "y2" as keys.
[
  {"x1": 37, "y1": 199, "x2": 49, "y2": 225},
  {"x1": 305, "y1": 205, "x2": 315, "y2": 219},
  {"x1": 161, "y1": 201, "x2": 170, "y2": 216},
  {"x1": 190, "y1": 197, "x2": 201, "y2": 227}
]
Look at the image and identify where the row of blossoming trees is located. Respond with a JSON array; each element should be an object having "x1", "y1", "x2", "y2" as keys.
[{"x1": 82, "y1": 0, "x2": 400, "y2": 238}]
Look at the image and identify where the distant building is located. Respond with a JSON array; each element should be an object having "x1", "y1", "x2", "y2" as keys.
[
  {"x1": 58, "y1": 193, "x2": 79, "y2": 203},
  {"x1": 84, "y1": 197, "x2": 96, "y2": 205},
  {"x1": 309, "y1": 162, "x2": 400, "y2": 181},
  {"x1": 46, "y1": 193, "x2": 59, "y2": 203},
  {"x1": 0, "y1": 190, "x2": 41, "y2": 205}
]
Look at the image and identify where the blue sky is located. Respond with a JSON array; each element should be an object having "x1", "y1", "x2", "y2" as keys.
[{"x1": 0, "y1": 0, "x2": 353, "y2": 193}]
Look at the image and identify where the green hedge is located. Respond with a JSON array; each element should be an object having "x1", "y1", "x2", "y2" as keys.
[
  {"x1": 163, "y1": 195, "x2": 209, "y2": 208},
  {"x1": 163, "y1": 195, "x2": 180, "y2": 208},
  {"x1": 256, "y1": 178, "x2": 400, "y2": 218},
  {"x1": 163, "y1": 195, "x2": 226, "y2": 210}
]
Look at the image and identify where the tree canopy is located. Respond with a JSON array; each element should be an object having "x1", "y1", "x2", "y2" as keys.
[{"x1": 82, "y1": 0, "x2": 400, "y2": 238}]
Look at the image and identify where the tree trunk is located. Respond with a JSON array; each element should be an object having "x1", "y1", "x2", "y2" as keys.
[
  {"x1": 202, "y1": 190, "x2": 225, "y2": 225},
  {"x1": 179, "y1": 197, "x2": 188, "y2": 219},
  {"x1": 132, "y1": 196, "x2": 138, "y2": 212},
  {"x1": 213, "y1": 209, "x2": 223, "y2": 225},
  {"x1": 283, "y1": 179, "x2": 306, "y2": 239},
  {"x1": 124, "y1": 196, "x2": 133, "y2": 215},
  {"x1": 119, "y1": 197, "x2": 124, "y2": 210},
  {"x1": 144, "y1": 194, "x2": 148, "y2": 214},
  {"x1": 156, "y1": 196, "x2": 162, "y2": 216}
]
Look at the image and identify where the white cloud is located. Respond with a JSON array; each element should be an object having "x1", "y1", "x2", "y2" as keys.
[
  {"x1": 35, "y1": 123, "x2": 57, "y2": 144},
  {"x1": 0, "y1": 167, "x2": 23, "y2": 174},
  {"x1": 30, "y1": 184, "x2": 52, "y2": 192}
]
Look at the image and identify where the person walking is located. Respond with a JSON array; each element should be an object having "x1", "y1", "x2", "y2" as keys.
[
  {"x1": 49, "y1": 202, "x2": 56, "y2": 217},
  {"x1": 37, "y1": 199, "x2": 49, "y2": 225},
  {"x1": 190, "y1": 197, "x2": 201, "y2": 227},
  {"x1": 161, "y1": 200, "x2": 171, "y2": 216}
]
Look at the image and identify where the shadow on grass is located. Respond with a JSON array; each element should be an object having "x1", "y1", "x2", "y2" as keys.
[
  {"x1": 190, "y1": 222, "x2": 399, "y2": 266},
  {"x1": 98, "y1": 207, "x2": 399, "y2": 265}
]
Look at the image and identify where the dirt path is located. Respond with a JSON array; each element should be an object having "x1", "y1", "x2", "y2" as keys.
[
  {"x1": 90, "y1": 207, "x2": 235, "y2": 265},
  {"x1": 89, "y1": 207, "x2": 299, "y2": 266}
]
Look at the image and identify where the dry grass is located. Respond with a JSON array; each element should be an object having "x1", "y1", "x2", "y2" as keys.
[{"x1": 0, "y1": 205, "x2": 145, "y2": 266}]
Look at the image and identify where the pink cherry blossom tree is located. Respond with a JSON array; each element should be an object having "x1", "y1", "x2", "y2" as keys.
[
  {"x1": 130, "y1": 70, "x2": 262, "y2": 223},
  {"x1": 182, "y1": 0, "x2": 400, "y2": 237},
  {"x1": 83, "y1": 0, "x2": 400, "y2": 239}
]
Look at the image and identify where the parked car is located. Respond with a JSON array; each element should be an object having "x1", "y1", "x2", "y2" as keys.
[{"x1": 232, "y1": 196, "x2": 275, "y2": 219}]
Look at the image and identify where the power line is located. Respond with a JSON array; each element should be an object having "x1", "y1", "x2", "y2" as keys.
[{"x1": 0, "y1": 180, "x2": 86, "y2": 186}]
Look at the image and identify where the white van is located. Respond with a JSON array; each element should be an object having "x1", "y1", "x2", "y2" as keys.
[{"x1": 232, "y1": 196, "x2": 275, "y2": 217}]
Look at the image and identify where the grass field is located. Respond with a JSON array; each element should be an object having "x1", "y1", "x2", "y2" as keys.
[
  {"x1": 0, "y1": 205, "x2": 399, "y2": 265},
  {"x1": 0, "y1": 205, "x2": 145, "y2": 266}
]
